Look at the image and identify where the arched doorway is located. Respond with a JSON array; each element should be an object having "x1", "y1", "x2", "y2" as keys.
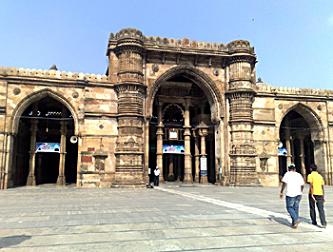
[
  {"x1": 279, "y1": 106, "x2": 325, "y2": 181},
  {"x1": 11, "y1": 96, "x2": 78, "y2": 187},
  {"x1": 149, "y1": 72, "x2": 218, "y2": 184}
]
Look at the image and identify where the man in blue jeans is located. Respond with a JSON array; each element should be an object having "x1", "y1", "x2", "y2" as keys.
[{"x1": 280, "y1": 164, "x2": 305, "y2": 228}]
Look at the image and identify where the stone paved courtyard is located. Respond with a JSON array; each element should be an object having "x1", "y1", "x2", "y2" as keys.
[{"x1": 0, "y1": 184, "x2": 332, "y2": 251}]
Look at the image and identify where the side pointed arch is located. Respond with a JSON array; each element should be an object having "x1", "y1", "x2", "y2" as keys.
[
  {"x1": 11, "y1": 89, "x2": 79, "y2": 135},
  {"x1": 147, "y1": 65, "x2": 223, "y2": 123},
  {"x1": 279, "y1": 103, "x2": 324, "y2": 140}
]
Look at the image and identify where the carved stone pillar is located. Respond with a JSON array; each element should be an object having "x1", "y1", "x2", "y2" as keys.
[
  {"x1": 193, "y1": 130, "x2": 200, "y2": 183},
  {"x1": 226, "y1": 41, "x2": 258, "y2": 186},
  {"x1": 57, "y1": 121, "x2": 67, "y2": 185},
  {"x1": 2, "y1": 133, "x2": 14, "y2": 189},
  {"x1": 199, "y1": 126, "x2": 208, "y2": 184},
  {"x1": 27, "y1": 119, "x2": 38, "y2": 186},
  {"x1": 298, "y1": 135, "x2": 306, "y2": 180},
  {"x1": 168, "y1": 156, "x2": 174, "y2": 177},
  {"x1": 156, "y1": 102, "x2": 164, "y2": 182},
  {"x1": 144, "y1": 118, "x2": 150, "y2": 180},
  {"x1": 110, "y1": 28, "x2": 146, "y2": 185},
  {"x1": 183, "y1": 99, "x2": 192, "y2": 183},
  {"x1": 285, "y1": 119, "x2": 293, "y2": 166}
]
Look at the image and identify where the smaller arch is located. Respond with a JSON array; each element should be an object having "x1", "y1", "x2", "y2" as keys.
[
  {"x1": 147, "y1": 65, "x2": 223, "y2": 123},
  {"x1": 11, "y1": 89, "x2": 79, "y2": 135},
  {"x1": 162, "y1": 104, "x2": 184, "y2": 118},
  {"x1": 280, "y1": 103, "x2": 324, "y2": 140}
]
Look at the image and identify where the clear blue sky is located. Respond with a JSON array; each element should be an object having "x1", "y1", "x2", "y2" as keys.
[{"x1": 1, "y1": 0, "x2": 333, "y2": 89}]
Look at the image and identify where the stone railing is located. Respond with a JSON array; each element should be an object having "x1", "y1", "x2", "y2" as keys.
[
  {"x1": 144, "y1": 36, "x2": 227, "y2": 51},
  {"x1": 256, "y1": 83, "x2": 333, "y2": 97},
  {"x1": 112, "y1": 28, "x2": 144, "y2": 41},
  {"x1": 144, "y1": 37, "x2": 254, "y2": 54},
  {"x1": 0, "y1": 67, "x2": 109, "y2": 82},
  {"x1": 109, "y1": 29, "x2": 254, "y2": 54}
]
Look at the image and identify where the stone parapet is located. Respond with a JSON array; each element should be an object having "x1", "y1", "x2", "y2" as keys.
[
  {"x1": 0, "y1": 67, "x2": 109, "y2": 83},
  {"x1": 108, "y1": 28, "x2": 255, "y2": 56},
  {"x1": 257, "y1": 83, "x2": 333, "y2": 97}
]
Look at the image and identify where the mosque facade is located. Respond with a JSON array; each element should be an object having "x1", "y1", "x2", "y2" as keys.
[{"x1": 0, "y1": 28, "x2": 332, "y2": 189}]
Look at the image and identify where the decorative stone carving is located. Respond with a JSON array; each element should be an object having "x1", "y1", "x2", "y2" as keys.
[
  {"x1": 72, "y1": 91, "x2": 79, "y2": 98},
  {"x1": 13, "y1": 87, "x2": 21, "y2": 95},
  {"x1": 152, "y1": 64, "x2": 159, "y2": 73},
  {"x1": 227, "y1": 40, "x2": 254, "y2": 54},
  {"x1": 93, "y1": 150, "x2": 108, "y2": 172}
]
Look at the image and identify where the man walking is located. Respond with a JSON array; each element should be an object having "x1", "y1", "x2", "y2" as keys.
[
  {"x1": 307, "y1": 164, "x2": 327, "y2": 228},
  {"x1": 154, "y1": 166, "x2": 160, "y2": 186},
  {"x1": 280, "y1": 164, "x2": 305, "y2": 228}
]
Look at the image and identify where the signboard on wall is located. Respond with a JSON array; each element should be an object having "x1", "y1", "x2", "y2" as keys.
[
  {"x1": 278, "y1": 147, "x2": 287, "y2": 156},
  {"x1": 278, "y1": 141, "x2": 287, "y2": 156},
  {"x1": 169, "y1": 129, "x2": 178, "y2": 140},
  {"x1": 163, "y1": 144, "x2": 184, "y2": 154},
  {"x1": 35, "y1": 142, "x2": 60, "y2": 153}
]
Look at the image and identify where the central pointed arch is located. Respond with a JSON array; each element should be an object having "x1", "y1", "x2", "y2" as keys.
[
  {"x1": 147, "y1": 65, "x2": 223, "y2": 185},
  {"x1": 147, "y1": 65, "x2": 223, "y2": 122}
]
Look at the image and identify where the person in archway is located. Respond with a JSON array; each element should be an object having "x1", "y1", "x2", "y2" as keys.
[
  {"x1": 307, "y1": 164, "x2": 327, "y2": 228},
  {"x1": 154, "y1": 166, "x2": 160, "y2": 186},
  {"x1": 280, "y1": 163, "x2": 305, "y2": 228}
]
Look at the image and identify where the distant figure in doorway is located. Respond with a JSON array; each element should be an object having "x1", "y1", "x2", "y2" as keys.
[
  {"x1": 154, "y1": 166, "x2": 160, "y2": 186},
  {"x1": 307, "y1": 164, "x2": 327, "y2": 228},
  {"x1": 280, "y1": 164, "x2": 305, "y2": 228}
]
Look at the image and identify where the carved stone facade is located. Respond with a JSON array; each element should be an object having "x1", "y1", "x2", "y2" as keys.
[{"x1": 0, "y1": 28, "x2": 332, "y2": 189}]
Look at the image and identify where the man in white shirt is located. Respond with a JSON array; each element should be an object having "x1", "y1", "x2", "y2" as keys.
[
  {"x1": 280, "y1": 164, "x2": 305, "y2": 228},
  {"x1": 154, "y1": 166, "x2": 160, "y2": 186}
]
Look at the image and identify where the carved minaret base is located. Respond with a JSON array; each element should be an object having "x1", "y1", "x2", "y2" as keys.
[
  {"x1": 109, "y1": 29, "x2": 146, "y2": 186},
  {"x1": 227, "y1": 42, "x2": 260, "y2": 186},
  {"x1": 229, "y1": 150, "x2": 258, "y2": 186}
]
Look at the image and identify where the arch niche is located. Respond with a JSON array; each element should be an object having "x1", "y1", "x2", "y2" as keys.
[
  {"x1": 9, "y1": 90, "x2": 79, "y2": 187},
  {"x1": 147, "y1": 66, "x2": 223, "y2": 184},
  {"x1": 278, "y1": 104, "x2": 326, "y2": 181}
]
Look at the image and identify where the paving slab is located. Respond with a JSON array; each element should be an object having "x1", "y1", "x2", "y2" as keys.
[{"x1": 0, "y1": 184, "x2": 332, "y2": 251}]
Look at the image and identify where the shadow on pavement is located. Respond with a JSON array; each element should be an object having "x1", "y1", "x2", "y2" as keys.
[
  {"x1": 268, "y1": 215, "x2": 291, "y2": 227},
  {"x1": 0, "y1": 235, "x2": 31, "y2": 248},
  {"x1": 268, "y1": 215, "x2": 313, "y2": 228}
]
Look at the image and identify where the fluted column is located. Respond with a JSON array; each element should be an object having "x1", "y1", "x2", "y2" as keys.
[
  {"x1": 144, "y1": 118, "x2": 150, "y2": 180},
  {"x1": 183, "y1": 99, "x2": 192, "y2": 183},
  {"x1": 156, "y1": 102, "x2": 164, "y2": 182},
  {"x1": 26, "y1": 119, "x2": 38, "y2": 186},
  {"x1": 57, "y1": 121, "x2": 67, "y2": 185},
  {"x1": 298, "y1": 135, "x2": 306, "y2": 180},
  {"x1": 193, "y1": 130, "x2": 200, "y2": 183},
  {"x1": 285, "y1": 118, "x2": 293, "y2": 166},
  {"x1": 199, "y1": 127, "x2": 208, "y2": 183},
  {"x1": 168, "y1": 156, "x2": 174, "y2": 177}
]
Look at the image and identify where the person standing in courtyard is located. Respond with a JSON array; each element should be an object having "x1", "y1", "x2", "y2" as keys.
[
  {"x1": 307, "y1": 164, "x2": 327, "y2": 228},
  {"x1": 154, "y1": 166, "x2": 160, "y2": 186},
  {"x1": 280, "y1": 164, "x2": 305, "y2": 228}
]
